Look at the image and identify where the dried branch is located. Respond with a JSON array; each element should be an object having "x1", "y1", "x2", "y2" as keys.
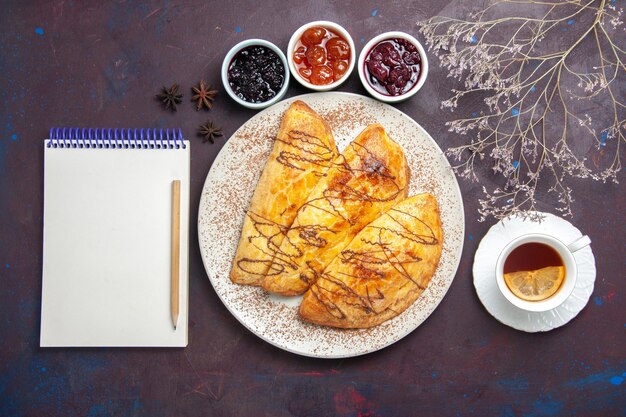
[{"x1": 418, "y1": 0, "x2": 625, "y2": 221}]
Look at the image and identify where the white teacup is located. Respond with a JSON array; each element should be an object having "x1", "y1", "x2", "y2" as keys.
[{"x1": 495, "y1": 233, "x2": 591, "y2": 312}]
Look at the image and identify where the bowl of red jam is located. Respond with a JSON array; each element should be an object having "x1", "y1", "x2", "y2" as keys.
[
  {"x1": 222, "y1": 39, "x2": 290, "y2": 109},
  {"x1": 358, "y1": 32, "x2": 428, "y2": 103},
  {"x1": 287, "y1": 21, "x2": 355, "y2": 91}
]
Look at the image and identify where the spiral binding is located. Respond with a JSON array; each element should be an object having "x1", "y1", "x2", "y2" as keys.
[{"x1": 47, "y1": 128, "x2": 186, "y2": 149}]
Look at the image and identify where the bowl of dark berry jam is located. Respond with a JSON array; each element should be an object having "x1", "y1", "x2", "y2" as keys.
[
  {"x1": 358, "y1": 31, "x2": 428, "y2": 103},
  {"x1": 222, "y1": 39, "x2": 289, "y2": 109},
  {"x1": 287, "y1": 21, "x2": 355, "y2": 91}
]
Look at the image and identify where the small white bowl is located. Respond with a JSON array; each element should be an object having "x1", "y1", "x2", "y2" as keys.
[
  {"x1": 221, "y1": 39, "x2": 290, "y2": 110},
  {"x1": 358, "y1": 31, "x2": 429, "y2": 103},
  {"x1": 287, "y1": 21, "x2": 355, "y2": 91}
]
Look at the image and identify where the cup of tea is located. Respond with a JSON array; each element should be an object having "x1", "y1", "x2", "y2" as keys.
[{"x1": 495, "y1": 233, "x2": 591, "y2": 312}]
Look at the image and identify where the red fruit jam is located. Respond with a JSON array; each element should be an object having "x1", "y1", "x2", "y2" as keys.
[
  {"x1": 364, "y1": 38, "x2": 421, "y2": 96},
  {"x1": 293, "y1": 26, "x2": 351, "y2": 85}
]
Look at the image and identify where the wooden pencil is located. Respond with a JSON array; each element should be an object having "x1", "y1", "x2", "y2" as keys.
[{"x1": 171, "y1": 179, "x2": 181, "y2": 330}]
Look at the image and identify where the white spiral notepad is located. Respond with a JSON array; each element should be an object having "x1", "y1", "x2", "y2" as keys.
[{"x1": 41, "y1": 128, "x2": 190, "y2": 347}]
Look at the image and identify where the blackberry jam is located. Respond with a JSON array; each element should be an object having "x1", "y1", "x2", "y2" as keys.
[
  {"x1": 228, "y1": 45, "x2": 285, "y2": 103},
  {"x1": 364, "y1": 38, "x2": 421, "y2": 96}
]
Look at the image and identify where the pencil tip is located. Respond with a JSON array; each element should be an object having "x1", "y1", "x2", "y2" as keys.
[{"x1": 174, "y1": 324, "x2": 177, "y2": 330}]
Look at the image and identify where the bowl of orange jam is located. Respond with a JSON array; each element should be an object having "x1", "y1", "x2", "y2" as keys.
[{"x1": 287, "y1": 21, "x2": 355, "y2": 91}]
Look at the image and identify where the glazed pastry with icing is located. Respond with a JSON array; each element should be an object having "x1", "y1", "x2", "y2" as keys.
[
  {"x1": 230, "y1": 100, "x2": 338, "y2": 286},
  {"x1": 262, "y1": 124, "x2": 409, "y2": 296},
  {"x1": 299, "y1": 194, "x2": 443, "y2": 328}
]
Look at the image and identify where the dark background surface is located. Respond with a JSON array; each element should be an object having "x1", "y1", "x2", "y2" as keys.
[{"x1": 1, "y1": 1, "x2": 624, "y2": 416}]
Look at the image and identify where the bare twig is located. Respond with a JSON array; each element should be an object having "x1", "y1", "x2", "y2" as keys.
[{"x1": 418, "y1": 0, "x2": 625, "y2": 220}]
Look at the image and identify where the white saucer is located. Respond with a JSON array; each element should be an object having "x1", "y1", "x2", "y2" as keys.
[{"x1": 473, "y1": 212, "x2": 596, "y2": 332}]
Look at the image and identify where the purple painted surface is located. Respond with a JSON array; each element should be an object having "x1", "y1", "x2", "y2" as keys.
[{"x1": 0, "y1": 1, "x2": 624, "y2": 416}]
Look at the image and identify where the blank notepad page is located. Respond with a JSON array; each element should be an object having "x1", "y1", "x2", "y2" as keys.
[{"x1": 41, "y1": 129, "x2": 190, "y2": 347}]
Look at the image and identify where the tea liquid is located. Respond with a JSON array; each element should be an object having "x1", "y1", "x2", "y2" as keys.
[{"x1": 503, "y1": 242, "x2": 564, "y2": 274}]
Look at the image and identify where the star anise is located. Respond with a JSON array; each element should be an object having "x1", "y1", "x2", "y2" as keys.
[
  {"x1": 192, "y1": 80, "x2": 218, "y2": 111},
  {"x1": 156, "y1": 84, "x2": 183, "y2": 112},
  {"x1": 198, "y1": 120, "x2": 223, "y2": 143}
]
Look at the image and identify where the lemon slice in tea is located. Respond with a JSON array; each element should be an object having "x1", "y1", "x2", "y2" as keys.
[{"x1": 504, "y1": 266, "x2": 565, "y2": 301}]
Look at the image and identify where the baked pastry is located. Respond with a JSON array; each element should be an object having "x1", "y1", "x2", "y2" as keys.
[
  {"x1": 262, "y1": 124, "x2": 409, "y2": 295},
  {"x1": 230, "y1": 101, "x2": 338, "y2": 285},
  {"x1": 299, "y1": 194, "x2": 443, "y2": 328}
]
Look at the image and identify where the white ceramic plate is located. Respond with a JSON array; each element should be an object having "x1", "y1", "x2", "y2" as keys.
[
  {"x1": 198, "y1": 92, "x2": 464, "y2": 358},
  {"x1": 473, "y1": 212, "x2": 596, "y2": 332}
]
